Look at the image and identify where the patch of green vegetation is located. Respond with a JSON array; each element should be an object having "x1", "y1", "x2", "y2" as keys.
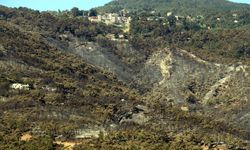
[
  {"x1": 128, "y1": 12, "x2": 250, "y2": 64},
  {"x1": 98, "y1": 0, "x2": 250, "y2": 16}
]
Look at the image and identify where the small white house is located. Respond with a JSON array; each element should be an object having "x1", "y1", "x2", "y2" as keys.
[
  {"x1": 10, "y1": 83, "x2": 30, "y2": 90},
  {"x1": 234, "y1": 20, "x2": 239, "y2": 23},
  {"x1": 88, "y1": 16, "x2": 100, "y2": 22},
  {"x1": 150, "y1": 11, "x2": 156, "y2": 14},
  {"x1": 232, "y1": 13, "x2": 238, "y2": 17},
  {"x1": 167, "y1": 12, "x2": 172, "y2": 17}
]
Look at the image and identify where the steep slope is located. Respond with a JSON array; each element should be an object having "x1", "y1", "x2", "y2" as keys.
[
  {"x1": 56, "y1": 28, "x2": 250, "y2": 140},
  {"x1": 0, "y1": 19, "x2": 143, "y2": 149},
  {"x1": 1, "y1": 5, "x2": 250, "y2": 149},
  {"x1": 144, "y1": 48, "x2": 250, "y2": 104},
  {"x1": 143, "y1": 48, "x2": 250, "y2": 136}
]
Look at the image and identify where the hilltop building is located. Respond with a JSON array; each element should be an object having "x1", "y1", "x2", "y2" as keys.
[{"x1": 88, "y1": 13, "x2": 131, "y2": 25}]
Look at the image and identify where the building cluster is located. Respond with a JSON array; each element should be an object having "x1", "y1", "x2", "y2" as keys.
[
  {"x1": 88, "y1": 9, "x2": 131, "y2": 26},
  {"x1": 89, "y1": 13, "x2": 131, "y2": 25},
  {"x1": 216, "y1": 13, "x2": 239, "y2": 24},
  {"x1": 145, "y1": 11, "x2": 197, "y2": 22},
  {"x1": 146, "y1": 11, "x2": 241, "y2": 30}
]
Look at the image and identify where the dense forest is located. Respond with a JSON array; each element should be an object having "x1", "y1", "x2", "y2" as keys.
[
  {"x1": 98, "y1": 0, "x2": 250, "y2": 15},
  {"x1": 127, "y1": 9, "x2": 250, "y2": 64},
  {"x1": 98, "y1": 0, "x2": 250, "y2": 64}
]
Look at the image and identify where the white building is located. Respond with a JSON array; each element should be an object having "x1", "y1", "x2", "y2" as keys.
[
  {"x1": 88, "y1": 16, "x2": 100, "y2": 22},
  {"x1": 10, "y1": 83, "x2": 30, "y2": 90},
  {"x1": 167, "y1": 12, "x2": 172, "y2": 17},
  {"x1": 234, "y1": 20, "x2": 239, "y2": 23},
  {"x1": 93, "y1": 13, "x2": 131, "y2": 25},
  {"x1": 232, "y1": 13, "x2": 238, "y2": 17}
]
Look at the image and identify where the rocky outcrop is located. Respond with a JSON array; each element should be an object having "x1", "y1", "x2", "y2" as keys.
[
  {"x1": 203, "y1": 65, "x2": 249, "y2": 104},
  {"x1": 119, "y1": 112, "x2": 150, "y2": 125},
  {"x1": 143, "y1": 48, "x2": 250, "y2": 106},
  {"x1": 109, "y1": 105, "x2": 151, "y2": 125},
  {"x1": 75, "y1": 127, "x2": 107, "y2": 139},
  {"x1": 62, "y1": 36, "x2": 250, "y2": 106}
]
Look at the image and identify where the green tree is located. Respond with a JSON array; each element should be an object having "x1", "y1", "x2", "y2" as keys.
[
  {"x1": 89, "y1": 9, "x2": 98, "y2": 17},
  {"x1": 167, "y1": 15, "x2": 177, "y2": 28},
  {"x1": 71, "y1": 7, "x2": 81, "y2": 17},
  {"x1": 236, "y1": 44, "x2": 250, "y2": 58}
]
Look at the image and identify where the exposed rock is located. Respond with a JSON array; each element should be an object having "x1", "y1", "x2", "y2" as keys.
[
  {"x1": 54, "y1": 141, "x2": 80, "y2": 150},
  {"x1": 202, "y1": 142, "x2": 228, "y2": 150},
  {"x1": 121, "y1": 98, "x2": 126, "y2": 102},
  {"x1": 0, "y1": 45, "x2": 4, "y2": 51},
  {"x1": 20, "y1": 133, "x2": 32, "y2": 141},
  {"x1": 120, "y1": 112, "x2": 150, "y2": 125},
  {"x1": 75, "y1": 127, "x2": 107, "y2": 139},
  {"x1": 116, "y1": 105, "x2": 151, "y2": 125},
  {"x1": 133, "y1": 105, "x2": 150, "y2": 113},
  {"x1": 146, "y1": 50, "x2": 173, "y2": 85},
  {"x1": 0, "y1": 97, "x2": 7, "y2": 102},
  {"x1": 203, "y1": 75, "x2": 231, "y2": 103},
  {"x1": 181, "y1": 106, "x2": 189, "y2": 112},
  {"x1": 203, "y1": 64, "x2": 249, "y2": 104},
  {"x1": 142, "y1": 48, "x2": 250, "y2": 109},
  {"x1": 42, "y1": 86, "x2": 57, "y2": 92}
]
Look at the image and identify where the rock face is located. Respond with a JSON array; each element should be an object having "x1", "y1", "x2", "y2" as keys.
[
  {"x1": 20, "y1": 133, "x2": 32, "y2": 141},
  {"x1": 181, "y1": 106, "x2": 189, "y2": 112},
  {"x1": 75, "y1": 127, "x2": 107, "y2": 139},
  {"x1": 120, "y1": 112, "x2": 150, "y2": 124},
  {"x1": 144, "y1": 48, "x2": 250, "y2": 105},
  {"x1": 119, "y1": 105, "x2": 151, "y2": 125},
  {"x1": 202, "y1": 64, "x2": 249, "y2": 104},
  {"x1": 60, "y1": 36, "x2": 250, "y2": 106}
]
